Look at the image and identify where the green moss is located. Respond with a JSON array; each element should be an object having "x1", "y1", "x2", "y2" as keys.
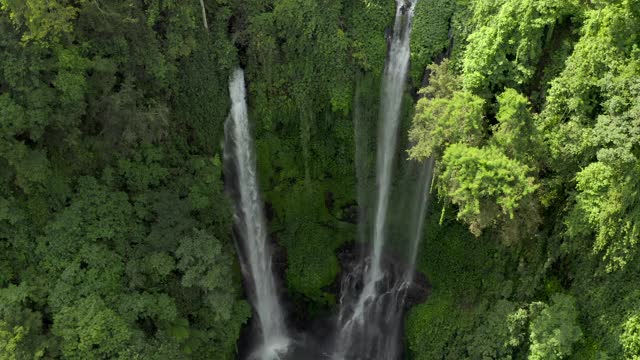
[
  {"x1": 266, "y1": 180, "x2": 354, "y2": 304},
  {"x1": 410, "y1": 0, "x2": 455, "y2": 85},
  {"x1": 283, "y1": 221, "x2": 344, "y2": 303},
  {"x1": 255, "y1": 115, "x2": 356, "y2": 305},
  {"x1": 406, "y1": 293, "x2": 475, "y2": 360},
  {"x1": 346, "y1": 0, "x2": 396, "y2": 76}
]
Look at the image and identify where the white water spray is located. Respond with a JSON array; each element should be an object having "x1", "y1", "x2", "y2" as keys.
[{"x1": 224, "y1": 68, "x2": 289, "y2": 360}]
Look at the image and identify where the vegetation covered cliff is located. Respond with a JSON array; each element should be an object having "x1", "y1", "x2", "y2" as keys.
[{"x1": 0, "y1": 0, "x2": 639, "y2": 359}]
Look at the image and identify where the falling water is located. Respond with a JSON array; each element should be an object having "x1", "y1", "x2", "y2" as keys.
[
  {"x1": 404, "y1": 158, "x2": 435, "y2": 281},
  {"x1": 369, "y1": 0, "x2": 418, "y2": 288},
  {"x1": 224, "y1": 68, "x2": 289, "y2": 360},
  {"x1": 387, "y1": 159, "x2": 436, "y2": 360},
  {"x1": 334, "y1": 1, "x2": 420, "y2": 358}
]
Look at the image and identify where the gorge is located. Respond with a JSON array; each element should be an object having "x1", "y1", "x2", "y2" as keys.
[{"x1": 224, "y1": 1, "x2": 436, "y2": 358}]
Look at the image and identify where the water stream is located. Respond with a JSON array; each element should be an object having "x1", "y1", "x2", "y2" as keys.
[
  {"x1": 224, "y1": 68, "x2": 290, "y2": 360},
  {"x1": 333, "y1": 1, "x2": 422, "y2": 359}
]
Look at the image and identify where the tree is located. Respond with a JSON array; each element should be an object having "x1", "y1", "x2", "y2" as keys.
[
  {"x1": 409, "y1": 91, "x2": 485, "y2": 160},
  {"x1": 409, "y1": 61, "x2": 485, "y2": 160},
  {"x1": 438, "y1": 144, "x2": 538, "y2": 236},
  {"x1": 529, "y1": 294, "x2": 583, "y2": 360},
  {"x1": 52, "y1": 296, "x2": 132, "y2": 360},
  {"x1": 492, "y1": 88, "x2": 542, "y2": 165},
  {"x1": 568, "y1": 161, "x2": 640, "y2": 272},
  {"x1": 0, "y1": 0, "x2": 82, "y2": 43},
  {"x1": 566, "y1": 60, "x2": 640, "y2": 272},
  {"x1": 410, "y1": 0, "x2": 455, "y2": 84},
  {"x1": 621, "y1": 314, "x2": 640, "y2": 360},
  {"x1": 462, "y1": 0, "x2": 578, "y2": 96},
  {"x1": 0, "y1": 284, "x2": 49, "y2": 359},
  {"x1": 176, "y1": 229, "x2": 238, "y2": 322},
  {"x1": 541, "y1": 2, "x2": 640, "y2": 171},
  {"x1": 466, "y1": 300, "x2": 522, "y2": 359}
]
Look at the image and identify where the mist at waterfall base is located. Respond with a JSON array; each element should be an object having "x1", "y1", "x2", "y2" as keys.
[{"x1": 223, "y1": 1, "x2": 435, "y2": 358}]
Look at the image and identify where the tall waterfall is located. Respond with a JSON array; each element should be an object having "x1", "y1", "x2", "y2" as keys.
[
  {"x1": 224, "y1": 68, "x2": 289, "y2": 360},
  {"x1": 334, "y1": 1, "x2": 422, "y2": 359},
  {"x1": 369, "y1": 0, "x2": 418, "y2": 287}
]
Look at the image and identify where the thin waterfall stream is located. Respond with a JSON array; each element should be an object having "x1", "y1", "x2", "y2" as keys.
[{"x1": 224, "y1": 68, "x2": 290, "y2": 360}]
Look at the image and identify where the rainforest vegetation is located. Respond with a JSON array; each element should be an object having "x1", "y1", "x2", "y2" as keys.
[{"x1": 1, "y1": 0, "x2": 639, "y2": 359}]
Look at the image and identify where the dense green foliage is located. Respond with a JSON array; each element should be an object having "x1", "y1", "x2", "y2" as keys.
[
  {"x1": 409, "y1": 61, "x2": 485, "y2": 160},
  {"x1": 408, "y1": 0, "x2": 640, "y2": 359},
  {"x1": 0, "y1": 1, "x2": 249, "y2": 358},
  {"x1": 438, "y1": 144, "x2": 537, "y2": 236},
  {"x1": 410, "y1": 0, "x2": 455, "y2": 84},
  {"x1": 237, "y1": 0, "x2": 396, "y2": 305},
  {"x1": 0, "y1": 0, "x2": 395, "y2": 356},
  {"x1": 2, "y1": 0, "x2": 639, "y2": 359}
]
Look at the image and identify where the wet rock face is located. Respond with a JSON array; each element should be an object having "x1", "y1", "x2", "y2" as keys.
[
  {"x1": 336, "y1": 242, "x2": 431, "y2": 310},
  {"x1": 329, "y1": 242, "x2": 431, "y2": 360},
  {"x1": 407, "y1": 270, "x2": 430, "y2": 307}
]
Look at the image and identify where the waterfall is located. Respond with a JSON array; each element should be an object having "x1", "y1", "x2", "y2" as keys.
[
  {"x1": 369, "y1": 0, "x2": 417, "y2": 287},
  {"x1": 403, "y1": 158, "x2": 435, "y2": 282},
  {"x1": 224, "y1": 68, "x2": 290, "y2": 360},
  {"x1": 333, "y1": 1, "x2": 422, "y2": 359}
]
